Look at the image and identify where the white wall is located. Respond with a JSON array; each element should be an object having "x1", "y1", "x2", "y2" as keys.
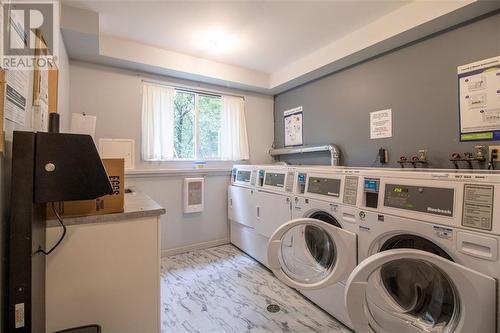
[
  {"x1": 69, "y1": 61, "x2": 274, "y2": 168},
  {"x1": 68, "y1": 61, "x2": 275, "y2": 252},
  {"x1": 126, "y1": 173, "x2": 230, "y2": 254}
]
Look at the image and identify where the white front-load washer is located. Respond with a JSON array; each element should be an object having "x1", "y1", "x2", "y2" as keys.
[
  {"x1": 344, "y1": 170, "x2": 500, "y2": 333},
  {"x1": 266, "y1": 168, "x2": 362, "y2": 330}
]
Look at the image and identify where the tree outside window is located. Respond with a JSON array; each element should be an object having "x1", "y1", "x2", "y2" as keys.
[{"x1": 173, "y1": 91, "x2": 221, "y2": 160}]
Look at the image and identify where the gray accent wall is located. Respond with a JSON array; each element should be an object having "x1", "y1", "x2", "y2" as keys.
[{"x1": 274, "y1": 12, "x2": 500, "y2": 168}]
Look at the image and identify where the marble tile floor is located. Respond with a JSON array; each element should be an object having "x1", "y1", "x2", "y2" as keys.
[{"x1": 161, "y1": 244, "x2": 353, "y2": 333}]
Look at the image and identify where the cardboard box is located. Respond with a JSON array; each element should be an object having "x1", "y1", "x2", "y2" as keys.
[{"x1": 48, "y1": 159, "x2": 125, "y2": 218}]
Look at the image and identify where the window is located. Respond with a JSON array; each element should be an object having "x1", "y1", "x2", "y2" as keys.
[{"x1": 141, "y1": 82, "x2": 249, "y2": 161}]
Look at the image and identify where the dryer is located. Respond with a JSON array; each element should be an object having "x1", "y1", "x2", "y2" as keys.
[
  {"x1": 266, "y1": 168, "x2": 362, "y2": 329},
  {"x1": 253, "y1": 166, "x2": 296, "y2": 239},
  {"x1": 228, "y1": 165, "x2": 257, "y2": 228},
  {"x1": 228, "y1": 165, "x2": 263, "y2": 263},
  {"x1": 344, "y1": 169, "x2": 500, "y2": 333},
  {"x1": 229, "y1": 164, "x2": 295, "y2": 267}
]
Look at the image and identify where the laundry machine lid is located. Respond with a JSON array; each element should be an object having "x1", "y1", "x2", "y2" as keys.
[
  {"x1": 267, "y1": 218, "x2": 356, "y2": 290},
  {"x1": 345, "y1": 248, "x2": 496, "y2": 333}
]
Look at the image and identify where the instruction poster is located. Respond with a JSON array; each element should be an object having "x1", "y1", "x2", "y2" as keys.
[
  {"x1": 3, "y1": 8, "x2": 29, "y2": 126},
  {"x1": 370, "y1": 109, "x2": 392, "y2": 139},
  {"x1": 458, "y1": 56, "x2": 500, "y2": 141},
  {"x1": 5, "y1": 70, "x2": 29, "y2": 126},
  {"x1": 284, "y1": 106, "x2": 303, "y2": 146}
]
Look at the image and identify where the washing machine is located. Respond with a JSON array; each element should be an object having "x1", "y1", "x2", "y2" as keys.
[
  {"x1": 266, "y1": 168, "x2": 362, "y2": 329},
  {"x1": 344, "y1": 169, "x2": 500, "y2": 333}
]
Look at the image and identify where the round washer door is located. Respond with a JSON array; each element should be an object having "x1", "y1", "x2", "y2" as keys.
[
  {"x1": 345, "y1": 249, "x2": 496, "y2": 333},
  {"x1": 267, "y1": 217, "x2": 357, "y2": 290}
]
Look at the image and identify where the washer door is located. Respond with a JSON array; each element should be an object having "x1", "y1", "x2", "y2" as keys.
[
  {"x1": 345, "y1": 249, "x2": 496, "y2": 333},
  {"x1": 267, "y1": 218, "x2": 356, "y2": 290}
]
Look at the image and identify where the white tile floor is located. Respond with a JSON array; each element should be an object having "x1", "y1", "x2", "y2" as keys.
[{"x1": 161, "y1": 244, "x2": 352, "y2": 333}]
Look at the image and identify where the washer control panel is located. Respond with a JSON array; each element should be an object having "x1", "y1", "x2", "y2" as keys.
[
  {"x1": 384, "y1": 184, "x2": 454, "y2": 217},
  {"x1": 257, "y1": 169, "x2": 265, "y2": 187},
  {"x1": 236, "y1": 170, "x2": 251, "y2": 183},
  {"x1": 364, "y1": 178, "x2": 380, "y2": 208},
  {"x1": 307, "y1": 177, "x2": 341, "y2": 197},
  {"x1": 297, "y1": 173, "x2": 307, "y2": 194},
  {"x1": 264, "y1": 172, "x2": 285, "y2": 188}
]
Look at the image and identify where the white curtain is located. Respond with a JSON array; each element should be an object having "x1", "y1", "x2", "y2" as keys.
[
  {"x1": 141, "y1": 83, "x2": 176, "y2": 161},
  {"x1": 220, "y1": 95, "x2": 249, "y2": 161}
]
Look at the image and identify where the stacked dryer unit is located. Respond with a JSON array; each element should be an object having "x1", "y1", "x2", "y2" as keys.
[
  {"x1": 228, "y1": 165, "x2": 261, "y2": 261},
  {"x1": 265, "y1": 167, "x2": 362, "y2": 330},
  {"x1": 344, "y1": 169, "x2": 500, "y2": 333},
  {"x1": 229, "y1": 165, "x2": 296, "y2": 267}
]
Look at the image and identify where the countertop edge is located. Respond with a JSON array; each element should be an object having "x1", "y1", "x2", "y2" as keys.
[
  {"x1": 47, "y1": 208, "x2": 166, "y2": 228},
  {"x1": 47, "y1": 192, "x2": 166, "y2": 228}
]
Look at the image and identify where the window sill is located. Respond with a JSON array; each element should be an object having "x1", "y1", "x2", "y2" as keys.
[{"x1": 125, "y1": 167, "x2": 232, "y2": 178}]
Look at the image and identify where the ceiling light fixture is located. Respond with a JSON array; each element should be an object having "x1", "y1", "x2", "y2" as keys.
[{"x1": 195, "y1": 28, "x2": 239, "y2": 55}]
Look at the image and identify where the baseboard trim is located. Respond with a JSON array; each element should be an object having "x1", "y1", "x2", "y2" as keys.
[{"x1": 161, "y1": 238, "x2": 230, "y2": 257}]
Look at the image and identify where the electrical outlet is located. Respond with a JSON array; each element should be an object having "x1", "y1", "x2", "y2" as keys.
[{"x1": 488, "y1": 145, "x2": 500, "y2": 161}]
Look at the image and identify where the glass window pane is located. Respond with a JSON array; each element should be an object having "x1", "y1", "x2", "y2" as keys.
[
  {"x1": 198, "y1": 95, "x2": 222, "y2": 159},
  {"x1": 173, "y1": 91, "x2": 195, "y2": 159}
]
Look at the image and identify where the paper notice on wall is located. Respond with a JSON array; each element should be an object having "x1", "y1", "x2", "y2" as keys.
[
  {"x1": 71, "y1": 113, "x2": 97, "y2": 139},
  {"x1": 284, "y1": 106, "x2": 303, "y2": 146},
  {"x1": 32, "y1": 99, "x2": 49, "y2": 132},
  {"x1": 458, "y1": 56, "x2": 500, "y2": 141},
  {"x1": 0, "y1": 3, "x2": 3, "y2": 65},
  {"x1": 4, "y1": 70, "x2": 29, "y2": 126},
  {"x1": 370, "y1": 109, "x2": 392, "y2": 139}
]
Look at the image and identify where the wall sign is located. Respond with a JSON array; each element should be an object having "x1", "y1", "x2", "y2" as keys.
[
  {"x1": 284, "y1": 106, "x2": 303, "y2": 146},
  {"x1": 5, "y1": 69, "x2": 29, "y2": 126},
  {"x1": 370, "y1": 109, "x2": 392, "y2": 139},
  {"x1": 458, "y1": 56, "x2": 500, "y2": 141}
]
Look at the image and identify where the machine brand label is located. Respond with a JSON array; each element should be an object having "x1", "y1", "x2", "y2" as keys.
[
  {"x1": 15, "y1": 303, "x2": 24, "y2": 328},
  {"x1": 427, "y1": 207, "x2": 453, "y2": 215}
]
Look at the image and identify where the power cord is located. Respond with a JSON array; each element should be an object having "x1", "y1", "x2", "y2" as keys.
[{"x1": 38, "y1": 202, "x2": 67, "y2": 256}]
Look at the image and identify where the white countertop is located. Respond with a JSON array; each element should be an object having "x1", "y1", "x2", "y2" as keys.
[{"x1": 46, "y1": 191, "x2": 166, "y2": 227}]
